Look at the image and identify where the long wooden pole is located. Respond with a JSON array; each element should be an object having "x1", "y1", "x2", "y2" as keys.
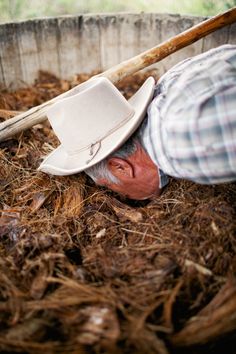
[{"x1": 0, "y1": 7, "x2": 235, "y2": 142}]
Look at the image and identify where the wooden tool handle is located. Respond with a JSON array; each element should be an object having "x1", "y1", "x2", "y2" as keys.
[{"x1": 0, "y1": 7, "x2": 235, "y2": 142}]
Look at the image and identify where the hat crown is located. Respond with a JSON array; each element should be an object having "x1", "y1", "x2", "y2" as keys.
[{"x1": 47, "y1": 77, "x2": 134, "y2": 154}]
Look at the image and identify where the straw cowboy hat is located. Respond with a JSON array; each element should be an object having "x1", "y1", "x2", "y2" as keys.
[{"x1": 38, "y1": 76, "x2": 155, "y2": 176}]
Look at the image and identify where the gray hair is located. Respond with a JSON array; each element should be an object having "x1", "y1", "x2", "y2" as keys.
[{"x1": 85, "y1": 132, "x2": 140, "y2": 185}]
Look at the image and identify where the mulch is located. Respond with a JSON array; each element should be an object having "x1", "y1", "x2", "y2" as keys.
[{"x1": 0, "y1": 70, "x2": 236, "y2": 354}]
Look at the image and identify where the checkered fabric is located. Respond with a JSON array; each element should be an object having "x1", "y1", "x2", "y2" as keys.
[{"x1": 141, "y1": 44, "x2": 236, "y2": 188}]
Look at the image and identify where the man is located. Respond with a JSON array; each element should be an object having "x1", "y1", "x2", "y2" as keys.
[{"x1": 39, "y1": 44, "x2": 236, "y2": 200}]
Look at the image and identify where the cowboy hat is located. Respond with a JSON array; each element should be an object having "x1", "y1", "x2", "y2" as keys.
[{"x1": 38, "y1": 76, "x2": 155, "y2": 175}]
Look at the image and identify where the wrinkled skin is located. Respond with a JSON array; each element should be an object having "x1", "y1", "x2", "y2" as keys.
[{"x1": 97, "y1": 143, "x2": 161, "y2": 200}]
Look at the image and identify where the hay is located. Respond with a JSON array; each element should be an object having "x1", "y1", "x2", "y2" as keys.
[{"x1": 0, "y1": 70, "x2": 236, "y2": 354}]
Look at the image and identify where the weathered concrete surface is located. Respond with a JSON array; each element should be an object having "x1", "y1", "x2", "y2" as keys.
[{"x1": 0, "y1": 13, "x2": 235, "y2": 90}]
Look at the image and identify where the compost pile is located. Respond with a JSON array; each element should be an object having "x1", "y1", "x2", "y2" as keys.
[{"x1": 0, "y1": 70, "x2": 236, "y2": 354}]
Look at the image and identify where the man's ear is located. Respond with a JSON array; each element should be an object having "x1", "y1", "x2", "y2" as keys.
[{"x1": 107, "y1": 157, "x2": 134, "y2": 180}]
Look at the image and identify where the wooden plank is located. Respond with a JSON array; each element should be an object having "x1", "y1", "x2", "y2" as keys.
[
  {"x1": 118, "y1": 14, "x2": 142, "y2": 61},
  {"x1": 136, "y1": 13, "x2": 155, "y2": 53},
  {"x1": 77, "y1": 15, "x2": 101, "y2": 73},
  {"x1": 146, "y1": 13, "x2": 163, "y2": 75},
  {"x1": 16, "y1": 20, "x2": 40, "y2": 86},
  {"x1": 0, "y1": 22, "x2": 23, "y2": 89},
  {"x1": 33, "y1": 18, "x2": 61, "y2": 78},
  {"x1": 100, "y1": 15, "x2": 120, "y2": 70},
  {"x1": 56, "y1": 16, "x2": 83, "y2": 78}
]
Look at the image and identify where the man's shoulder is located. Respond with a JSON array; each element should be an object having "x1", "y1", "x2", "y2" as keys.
[{"x1": 156, "y1": 44, "x2": 236, "y2": 91}]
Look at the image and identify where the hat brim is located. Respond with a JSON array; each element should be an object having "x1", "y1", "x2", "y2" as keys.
[{"x1": 38, "y1": 76, "x2": 155, "y2": 176}]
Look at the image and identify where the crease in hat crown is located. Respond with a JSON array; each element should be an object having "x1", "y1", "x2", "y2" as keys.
[
  {"x1": 47, "y1": 77, "x2": 135, "y2": 154},
  {"x1": 38, "y1": 75, "x2": 155, "y2": 175}
]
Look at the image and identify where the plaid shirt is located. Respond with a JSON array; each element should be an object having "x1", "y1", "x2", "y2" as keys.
[{"x1": 141, "y1": 44, "x2": 236, "y2": 188}]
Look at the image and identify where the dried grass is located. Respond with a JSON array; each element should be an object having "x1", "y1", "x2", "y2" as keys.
[{"x1": 0, "y1": 70, "x2": 236, "y2": 354}]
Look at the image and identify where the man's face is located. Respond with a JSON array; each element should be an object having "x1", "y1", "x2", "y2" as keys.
[{"x1": 97, "y1": 144, "x2": 161, "y2": 200}]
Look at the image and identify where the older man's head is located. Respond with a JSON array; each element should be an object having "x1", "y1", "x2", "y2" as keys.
[{"x1": 85, "y1": 134, "x2": 160, "y2": 200}]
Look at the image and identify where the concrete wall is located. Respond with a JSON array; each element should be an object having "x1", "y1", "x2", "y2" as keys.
[{"x1": 0, "y1": 13, "x2": 235, "y2": 90}]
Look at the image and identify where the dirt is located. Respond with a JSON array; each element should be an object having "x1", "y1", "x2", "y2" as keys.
[{"x1": 0, "y1": 70, "x2": 236, "y2": 354}]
